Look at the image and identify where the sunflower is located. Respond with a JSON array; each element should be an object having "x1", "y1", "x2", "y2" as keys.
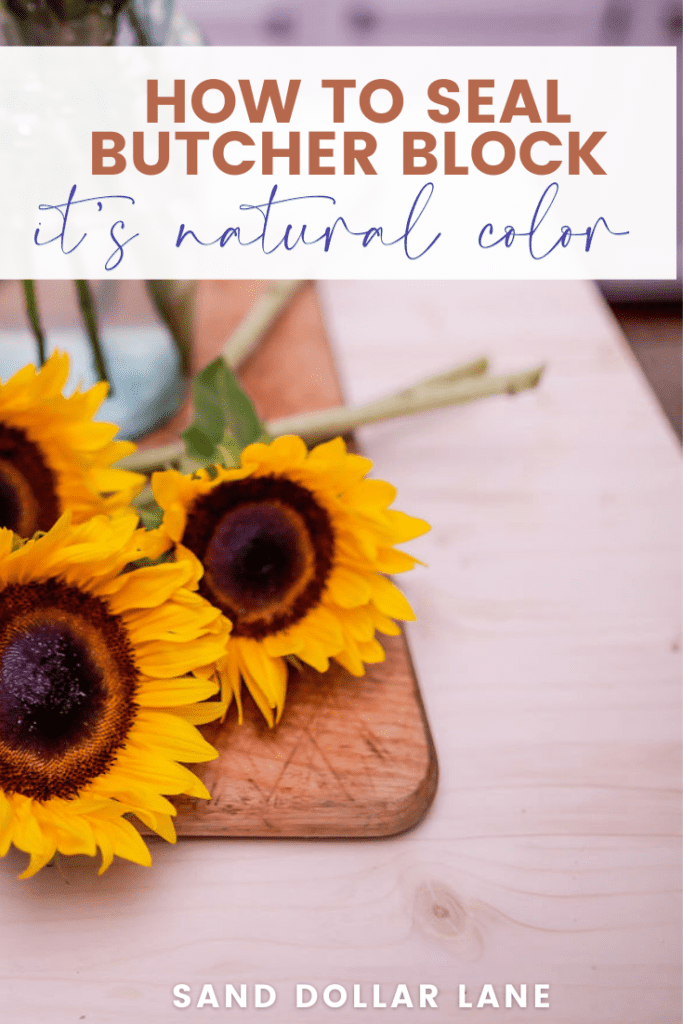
[
  {"x1": 151, "y1": 435, "x2": 429, "y2": 726},
  {"x1": 0, "y1": 351, "x2": 145, "y2": 537},
  {"x1": 0, "y1": 511, "x2": 230, "y2": 878}
]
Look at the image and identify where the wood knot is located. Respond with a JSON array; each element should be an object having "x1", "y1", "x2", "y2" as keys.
[{"x1": 413, "y1": 882, "x2": 488, "y2": 962}]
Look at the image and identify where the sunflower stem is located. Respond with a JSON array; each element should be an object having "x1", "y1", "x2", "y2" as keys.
[
  {"x1": 21, "y1": 280, "x2": 47, "y2": 366},
  {"x1": 146, "y1": 280, "x2": 195, "y2": 377},
  {"x1": 222, "y1": 280, "x2": 307, "y2": 369},
  {"x1": 117, "y1": 360, "x2": 543, "y2": 474},
  {"x1": 267, "y1": 365, "x2": 544, "y2": 445},
  {"x1": 393, "y1": 356, "x2": 489, "y2": 398},
  {"x1": 74, "y1": 280, "x2": 113, "y2": 394},
  {"x1": 122, "y1": 440, "x2": 185, "y2": 472}
]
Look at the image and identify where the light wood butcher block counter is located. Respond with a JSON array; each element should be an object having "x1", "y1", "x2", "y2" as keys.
[{"x1": 0, "y1": 281, "x2": 680, "y2": 1024}]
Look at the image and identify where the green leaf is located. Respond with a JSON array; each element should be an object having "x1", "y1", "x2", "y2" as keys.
[
  {"x1": 136, "y1": 504, "x2": 164, "y2": 531},
  {"x1": 182, "y1": 424, "x2": 217, "y2": 465},
  {"x1": 181, "y1": 357, "x2": 265, "y2": 468}
]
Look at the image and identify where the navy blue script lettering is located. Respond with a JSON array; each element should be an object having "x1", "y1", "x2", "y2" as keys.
[
  {"x1": 478, "y1": 182, "x2": 629, "y2": 260},
  {"x1": 34, "y1": 184, "x2": 139, "y2": 270},
  {"x1": 176, "y1": 183, "x2": 441, "y2": 261}
]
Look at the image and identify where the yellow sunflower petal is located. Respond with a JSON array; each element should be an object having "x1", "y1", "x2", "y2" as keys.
[
  {"x1": 132, "y1": 808, "x2": 177, "y2": 844},
  {"x1": 151, "y1": 434, "x2": 427, "y2": 725},
  {"x1": 370, "y1": 606, "x2": 403, "y2": 636},
  {"x1": 262, "y1": 631, "x2": 306, "y2": 658},
  {"x1": 237, "y1": 673, "x2": 275, "y2": 728},
  {"x1": 218, "y1": 651, "x2": 244, "y2": 723},
  {"x1": 123, "y1": 599, "x2": 224, "y2": 645},
  {"x1": 342, "y1": 478, "x2": 397, "y2": 511},
  {"x1": 98, "y1": 816, "x2": 153, "y2": 868},
  {"x1": 135, "y1": 633, "x2": 229, "y2": 678},
  {"x1": 94, "y1": 829, "x2": 115, "y2": 875},
  {"x1": 357, "y1": 637, "x2": 386, "y2": 663},
  {"x1": 0, "y1": 513, "x2": 227, "y2": 876},
  {"x1": 128, "y1": 710, "x2": 218, "y2": 764},
  {"x1": 0, "y1": 352, "x2": 144, "y2": 537},
  {"x1": 136, "y1": 675, "x2": 220, "y2": 707},
  {"x1": 368, "y1": 573, "x2": 417, "y2": 621},
  {"x1": 325, "y1": 566, "x2": 372, "y2": 608},
  {"x1": 384, "y1": 508, "x2": 431, "y2": 543},
  {"x1": 237, "y1": 639, "x2": 288, "y2": 711},
  {"x1": 18, "y1": 839, "x2": 58, "y2": 880},
  {"x1": 98, "y1": 560, "x2": 200, "y2": 612},
  {"x1": 334, "y1": 646, "x2": 365, "y2": 677},
  {"x1": 95, "y1": 754, "x2": 208, "y2": 799},
  {"x1": 172, "y1": 699, "x2": 228, "y2": 726},
  {"x1": 373, "y1": 546, "x2": 420, "y2": 573}
]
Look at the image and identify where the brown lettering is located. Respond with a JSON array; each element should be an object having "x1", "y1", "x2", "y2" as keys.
[
  {"x1": 92, "y1": 132, "x2": 126, "y2": 174},
  {"x1": 309, "y1": 132, "x2": 335, "y2": 175},
  {"x1": 569, "y1": 131, "x2": 606, "y2": 174},
  {"x1": 547, "y1": 81, "x2": 570, "y2": 123},
  {"x1": 500, "y1": 80, "x2": 542, "y2": 123},
  {"x1": 262, "y1": 132, "x2": 300, "y2": 174},
  {"x1": 468, "y1": 80, "x2": 495, "y2": 123},
  {"x1": 359, "y1": 80, "x2": 404, "y2": 123},
  {"x1": 343, "y1": 133, "x2": 377, "y2": 174},
  {"x1": 471, "y1": 132, "x2": 515, "y2": 175},
  {"x1": 147, "y1": 79, "x2": 185, "y2": 123},
  {"x1": 444, "y1": 132, "x2": 468, "y2": 175},
  {"x1": 175, "y1": 132, "x2": 210, "y2": 174},
  {"x1": 519, "y1": 132, "x2": 562, "y2": 174},
  {"x1": 239, "y1": 80, "x2": 300, "y2": 123},
  {"x1": 321, "y1": 80, "x2": 356, "y2": 123},
  {"x1": 427, "y1": 80, "x2": 460, "y2": 123},
  {"x1": 191, "y1": 80, "x2": 236, "y2": 123},
  {"x1": 132, "y1": 132, "x2": 169, "y2": 175},
  {"x1": 403, "y1": 132, "x2": 437, "y2": 174},
  {"x1": 213, "y1": 131, "x2": 255, "y2": 175}
]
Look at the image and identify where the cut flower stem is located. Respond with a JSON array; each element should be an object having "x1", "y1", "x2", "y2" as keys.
[
  {"x1": 21, "y1": 280, "x2": 46, "y2": 366},
  {"x1": 75, "y1": 280, "x2": 113, "y2": 393},
  {"x1": 268, "y1": 364, "x2": 543, "y2": 444},
  {"x1": 120, "y1": 358, "x2": 543, "y2": 475},
  {"x1": 222, "y1": 279, "x2": 307, "y2": 369}
]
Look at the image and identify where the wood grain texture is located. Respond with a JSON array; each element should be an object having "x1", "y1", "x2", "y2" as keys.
[
  {"x1": 176, "y1": 635, "x2": 437, "y2": 837},
  {"x1": 0, "y1": 282, "x2": 679, "y2": 1024}
]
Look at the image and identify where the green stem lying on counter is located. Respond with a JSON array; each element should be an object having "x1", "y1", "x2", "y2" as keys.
[
  {"x1": 268, "y1": 365, "x2": 543, "y2": 444},
  {"x1": 119, "y1": 359, "x2": 544, "y2": 475},
  {"x1": 21, "y1": 280, "x2": 46, "y2": 366},
  {"x1": 75, "y1": 280, "x2": 112, "y2": 393}
]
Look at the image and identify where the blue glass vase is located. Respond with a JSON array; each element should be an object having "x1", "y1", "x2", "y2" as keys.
[{"x1": 0, "y1": 279, "x2": 194, "y2": 440}]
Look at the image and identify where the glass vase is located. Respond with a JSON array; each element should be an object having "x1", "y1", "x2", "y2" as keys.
[
  {"x1": 0, "y1": 279, "x2": 194, "y2": 440},
  {"x1": 0, "y1": 0, "x2": 201, "y2": 438},
  {"x1": 0, "y1": 0, "x2": 179, "y2": 46}
]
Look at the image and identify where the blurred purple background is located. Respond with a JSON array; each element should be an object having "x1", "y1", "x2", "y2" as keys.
[
  {"x1": 174, "y1": 0, "x2": 680, "y2": 48},
  {"x1": 174, "y1": 0, "x2": 682, "y2": 305}
]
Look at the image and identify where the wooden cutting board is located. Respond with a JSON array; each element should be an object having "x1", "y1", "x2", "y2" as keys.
[{"x1": 145, "y1": 281, "x2": 438, "y2": 838}]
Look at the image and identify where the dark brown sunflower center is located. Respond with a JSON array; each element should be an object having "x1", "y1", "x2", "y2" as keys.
[
  {"x1": 205, "y1": 503, "x2": 306, "y2": 614},
  {"x1": 0, "y1": 581, "x2": 138, "y2": 801},
  {"x1": 183, "y1": 476, "x2": 335, "y2": 640},
  {"x1": 0, "y1": 623, "x2": 105, "y2": 757},
  {"x1": 0, "y1": 424, "x2": 60, "y2": 536}
]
